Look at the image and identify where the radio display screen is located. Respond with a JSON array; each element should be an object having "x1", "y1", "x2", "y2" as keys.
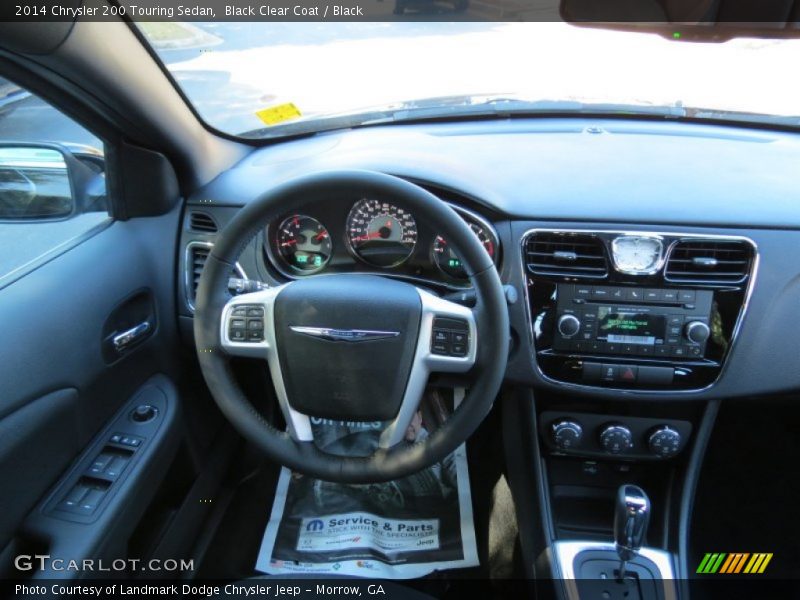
[{"x1": 597, "y1": 309, "x2": 666, "y2": 345}]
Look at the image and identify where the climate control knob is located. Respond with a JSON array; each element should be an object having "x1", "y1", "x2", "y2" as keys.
[
  {"x1": 557, "y1": 314, "x2": 581, "y2": 338},
  {"x1": 551, "y1": 420, "x2": 583, "y2": 450},
  {"x1": 684, "y1": 321, "x2": 710, "y2": 344},
  {"x1": 648, "y1": 426, "x2": 682, "y2": 458},
  {"x1": 599, "y1": 424, "x2": 633, "y2": 455}
]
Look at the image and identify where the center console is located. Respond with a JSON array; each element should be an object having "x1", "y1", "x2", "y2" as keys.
[
  {"x1": 511, "y1": 230, "x2": 757, "y2": 599},
  {"x1": 523, "y1": 230, "x2": 756, "y2": 391}
]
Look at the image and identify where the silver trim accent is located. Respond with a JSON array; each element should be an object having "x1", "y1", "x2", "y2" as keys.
[
  {"x1": 610, "y1": 234, "x2": 665, "y2": 276},
  {"x1": 219, "y1": 285, "x2": 476, "y2": 447},
  {"x1": 344, "y1": 197, "x2": 418, "y2": 269},
  {"x1": 264, "y1": 201, "x2": 500, "y2": 286},
  {"x1": 379, "y1": 288, "x2": 477, "y2": 448},
  {"x1": 519, "y1": 228, "x2": 759, "y2": 395},
  {"x1": 112, "y1": 321, "x2": 150, "y2": 351},
  {"x1": 430, "y1": 203, "x2": 501, "y2": 280},
  {"x1": 289, "y1": 326, "x2": 400, "y2": 342},
  {"x1": 552, "y1": 541, "x2": 677, "y2": 600},
  {"x1": 220, "y1": 284, "x2": 313, "y2": 441},
  {"x1": 185, "y1": 241, "x2": 247, "y2": 312}
]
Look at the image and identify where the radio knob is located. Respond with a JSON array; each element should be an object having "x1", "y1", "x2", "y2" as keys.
[
  {"x1": 551, "y1": 420, "x2": 583, "y2": 450},
  {"x1": 557, "y1": 314, "x2": 581, "y2": 338},
  {"x1": 684, "y1": 321, "x2": 710, "y2": 344},
  {"x1": 648, "y1": 426, "x2": 682, "y2": 458},
  {"x1": 599, "y1": 424, "x2": 633, "y2": 455}
]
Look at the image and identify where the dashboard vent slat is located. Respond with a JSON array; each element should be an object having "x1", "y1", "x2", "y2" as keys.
[
  {"x1": 525, "y1": 232, "x2": 609, "y2": 279},
  {"x1": 665, "y1": 240, "x2": 753, "y2": 284},
  {"x1": 189, "y1": 212, "x2": 218, "y2": 233},
  {"x1": 188, "y1": 245, "x2": 211, "y2": 304}
]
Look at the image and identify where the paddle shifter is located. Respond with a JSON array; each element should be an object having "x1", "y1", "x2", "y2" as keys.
[{"x1": 614, "y1": 484, "x2": 651, "y2": 580}]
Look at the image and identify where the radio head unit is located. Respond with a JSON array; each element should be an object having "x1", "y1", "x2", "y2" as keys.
[{"x1": 553, "y1": 284, "x2": 714, "y2": 360}]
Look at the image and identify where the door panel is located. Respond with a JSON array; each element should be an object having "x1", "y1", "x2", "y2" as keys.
[{"x1": 0, "y1": 207, "x2": 182, "y2": 553}]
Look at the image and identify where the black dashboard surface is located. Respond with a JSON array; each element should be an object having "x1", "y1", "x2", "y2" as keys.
[
  {"x1": 190, "y1": 118, "x2": 800, "y2": 230},
  {"x1": 182, "y1": 117, "x2": 800, "y2": 401}
]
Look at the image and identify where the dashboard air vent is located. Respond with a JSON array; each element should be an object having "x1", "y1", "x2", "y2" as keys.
[
  {"x1": 189, "y1": 211, "x2": 218, "y2": 233},
  {"x1": 525, "y1": 232, "x2": 609, "y2": 278},
  {"x1": 665, "y1": 239, "x2": 753, "y2": 284},
  {"x1": 187, "y1": 244, "x2": 211, "y2": 307}
]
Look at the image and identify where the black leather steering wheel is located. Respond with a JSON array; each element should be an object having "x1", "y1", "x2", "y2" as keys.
[{"x1": 194, "y1": 171, "x2": 508, "y2": 483}]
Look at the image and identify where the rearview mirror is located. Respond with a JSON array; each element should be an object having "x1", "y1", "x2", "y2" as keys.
[
  {"x1": 560, "y1": 0, "x2": 800, "y2": 42},
  {"x1": 0, "y1": 143, "x2": 105, "y2": 220}
]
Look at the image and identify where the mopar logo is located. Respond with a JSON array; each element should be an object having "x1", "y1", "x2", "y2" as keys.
[{"x1": 306, "y1": 519, "x2": 324, "y2": 532}]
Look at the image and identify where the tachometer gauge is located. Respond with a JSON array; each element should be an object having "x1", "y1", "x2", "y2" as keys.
[
  {"x1": 275, "y1": 215, "x2": 332, "y2": 273},
  {"x1": 346, "y1": 199, "x2": 418, "y2": 268},
  {"x1": 611, "y1": 235, "x2": 664, "y2": 275},
  {"x1": 433, "y1": 222, "x2": 496, "y2": 279}
]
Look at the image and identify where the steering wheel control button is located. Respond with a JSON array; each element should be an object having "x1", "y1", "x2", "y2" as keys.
[
  {"x1": 431, "y1": 317, "x2": 470, "y2": 357},
  {"x1": 648, "y1": 426, "x2": 682, "y2": 458},
  {"x1": 599, "y1": 424, "x2": 634, "y2": 455},
  {"x1": 228, "y1": 304, "x2": 265, "y2": 343}
]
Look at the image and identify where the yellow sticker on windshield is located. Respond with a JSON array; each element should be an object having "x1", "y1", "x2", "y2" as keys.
[{"x1": 255, "y1": 103, "x2": 302, "y2": 126}]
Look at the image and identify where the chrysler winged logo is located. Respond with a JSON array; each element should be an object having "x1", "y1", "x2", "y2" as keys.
[{"x1": 290, "y1": 326, "x2": 400, "y2": 342}]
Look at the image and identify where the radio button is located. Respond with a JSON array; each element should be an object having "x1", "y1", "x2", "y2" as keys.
[
  {"x1": 666, "y1": 336, "x2": 680, "y2": 345},
  {"x1": 672, "y1": 346, "x2": 687, "y2": 357},
  {"x1": 688, "y1": 346, "x2": 703, "y2": 357},
  {"x1": 638, "y1": 346, "x2": 653, "y2": 356},
  {"x1": 655, "y1": 345, "x2": 670, "y2": 357},
  {"x1": 626, "y1": 288, "x2": 644, "y2": 301},
  {"x1": 575, "y1": 285, "x2": 592, "y2": 297},
  {"x1": 668, "y1": 315, "x2": 683, "y2": 326},
  {"x1": 592, "y1": 287, "x2": 610, "y2": 299},
  {"x1": 558, "y1": 314, "x2": 581, "y2": 338},
  {"x1": 678, "y1": 290, "x2": 696, "y2": 303},
  {"x1": 610, "y1": 288, "x2": 625, "y2": 300},
  {"x1": 662, "y1": 290, "x2": 678, "y2": 302},
  {"x1": 605, "y1": 343, "x2": 620, "y2": 354},
  {"x1": 644, "y1": 289, "x2": 662, "y2": 302}
]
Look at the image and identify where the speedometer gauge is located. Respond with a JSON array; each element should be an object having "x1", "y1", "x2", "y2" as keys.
[
  {"x1": 275, "y1": 215, "x2": 332, "y2": 273},
  {"x1": 433, "y1": 222, "x2": 497, "y2": 279},
  {"x1": 346, "y1": 199, "x2": 418, "y2": 268}
]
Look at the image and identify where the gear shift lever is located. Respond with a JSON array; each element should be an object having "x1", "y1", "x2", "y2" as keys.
[{"x1": 614, "y1": 484, "x2": 650, "y2": 581}]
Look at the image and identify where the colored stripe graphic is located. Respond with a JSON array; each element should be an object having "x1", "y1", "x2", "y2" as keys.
[
  {"x1": 743, "y1": 553, "x2": 773, "y2": 574},
  {"x1": 697, "y1": 553, "x2": 727, "y2": 574},
  {"x1": 699, "y1": 552, "x2": 773, "y2": 574}
]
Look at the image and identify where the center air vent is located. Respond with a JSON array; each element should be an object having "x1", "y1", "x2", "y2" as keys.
[
  {"x1": 665, "y1": 239, "x2": 753, "y2": 284},
  {"x1": 525, "y1": 232, "x2": 609, "y2": 278},
  {"x1": 189, "y1": 211, "x2": 218, "y2": 233}
]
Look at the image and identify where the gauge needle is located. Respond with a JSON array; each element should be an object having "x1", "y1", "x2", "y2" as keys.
[
  {"x1": 280, "y1": 240, "x2": 297, "y2": 247},
  {"x1": 315, "y1": 231, "x2": 328, "y2": 241},
  {"x1": 352, "y1": 231, "x2": 383, "y2": 242}
]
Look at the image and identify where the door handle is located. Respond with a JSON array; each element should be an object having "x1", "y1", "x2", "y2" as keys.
[{"x1": 112, "y1": 322, "x2": 151, "y2": 352}]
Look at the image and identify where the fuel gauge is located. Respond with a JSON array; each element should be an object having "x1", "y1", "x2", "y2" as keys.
[{"x1": 275, "y1": 215, "x2": 332, "y2": 274}]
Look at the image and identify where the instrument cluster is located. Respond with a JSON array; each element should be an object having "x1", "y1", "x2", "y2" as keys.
[{"x1": 264, "y1": 196, "x2": 499, "y2": 286}]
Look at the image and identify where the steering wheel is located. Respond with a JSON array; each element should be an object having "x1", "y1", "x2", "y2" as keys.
[{"x1": 194, "y1": 171, "x2": 508, "y2": 483}]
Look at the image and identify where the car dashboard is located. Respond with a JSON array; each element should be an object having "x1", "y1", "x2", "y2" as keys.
[{"x1": 178, "y1": 116, "x2": 800, "y2": 403}]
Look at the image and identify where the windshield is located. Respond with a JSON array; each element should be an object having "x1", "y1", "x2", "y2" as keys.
[{"x1": 137, "y1": 22, "x2": 800, "y2": 138}]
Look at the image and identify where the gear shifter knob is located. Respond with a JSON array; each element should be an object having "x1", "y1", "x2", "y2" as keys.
[{"x1": 614, "y1": 484, "x2": 650, "y2": 562}]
